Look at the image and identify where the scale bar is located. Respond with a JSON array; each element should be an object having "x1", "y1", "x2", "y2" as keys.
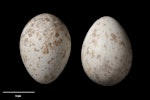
[{"x1": 2, "y1": 91, "x2": 35, "y2": 93}]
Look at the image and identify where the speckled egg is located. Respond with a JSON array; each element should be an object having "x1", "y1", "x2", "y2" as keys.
[
  {"x1": 20, "y1": 13, "x2": 71, "y2": 84},
  {"x1": 81, "y1": 16, "x2": 132, "y2": 86}
]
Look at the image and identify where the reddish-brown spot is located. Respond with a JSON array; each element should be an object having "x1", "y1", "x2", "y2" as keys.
[
  {"x1": 43, "y1": 47, "x2": 49, "y2": 54},
  {"x1": 48, "y1": 58, "x2": 54, "y2": 64},
  {"x1": 55, "y1": 32, "x2": 59, "y2": 37},
  {"x1": 45, "y1": 18, "x2": 50, "y2": 21},
  {"x1": 119, "y1": 41, "x2": 125, "y2": 47},
  {"x1": 34, "y1": 48, "x2": 40, "y2": 52},
  {"x1": 111, "y1": 33, "x2": 117, "y2": 42},
  {"x1": 53, "y1": 39, "x2": 62, "y2": 46}
]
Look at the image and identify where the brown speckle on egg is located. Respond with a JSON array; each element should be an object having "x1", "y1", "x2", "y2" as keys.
[
  {"x1": 53, "y1": 38, "x2": 62, "y2": 46},
  {"x1": 43, "y1": 47, "x2": 49, "y2": 54},
  {"x1": 34, "y1": 48, "x2": 40, "y2": 52},
  {"x1": 119, "y1": 41, "x2": 125, "y2": 48},
  {"x1": 55, "y1": 32, "x2": 59, "y2": 37},
  {"x1": 45, "y1": 17, "x2": 50, "y2": 21},
  {"x1": 48, "y1": 58, "x2": 54, "y2": 64},
  {"x1": 111, "y1": 33, "x2": 117, "y2": 42}
]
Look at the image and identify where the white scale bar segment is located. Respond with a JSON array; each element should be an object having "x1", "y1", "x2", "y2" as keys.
[{"x1": 2, "y1": 91, "x2": 35, "y2": 93}]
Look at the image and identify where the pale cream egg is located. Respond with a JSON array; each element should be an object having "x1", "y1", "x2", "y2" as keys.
[
  {"x1": 20, "y1": 13, "x2": 71, "y2": 84},
  {"x1": 81, "y1": 16, "x2": 132, "y2": 86}
]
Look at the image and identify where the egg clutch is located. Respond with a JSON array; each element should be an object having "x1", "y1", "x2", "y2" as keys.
[{"x1": 19, "y1": 13, "x2": 132, "y2": 86}]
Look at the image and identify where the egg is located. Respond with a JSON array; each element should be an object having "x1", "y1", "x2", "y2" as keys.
[
  {"x1": 81, "y1": 16, "x2": 132, "y2": 86},
  {"x1": 20, "y1": 13, "x2": 71, "y2": 84}
]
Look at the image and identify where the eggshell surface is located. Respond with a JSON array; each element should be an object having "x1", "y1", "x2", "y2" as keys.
[
  {"x1": 20, "y1": 13, "x2": 71, "y2": 84},
  {"x1": 81, "y1": 16, "x2": 132, "y2": 86}
]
